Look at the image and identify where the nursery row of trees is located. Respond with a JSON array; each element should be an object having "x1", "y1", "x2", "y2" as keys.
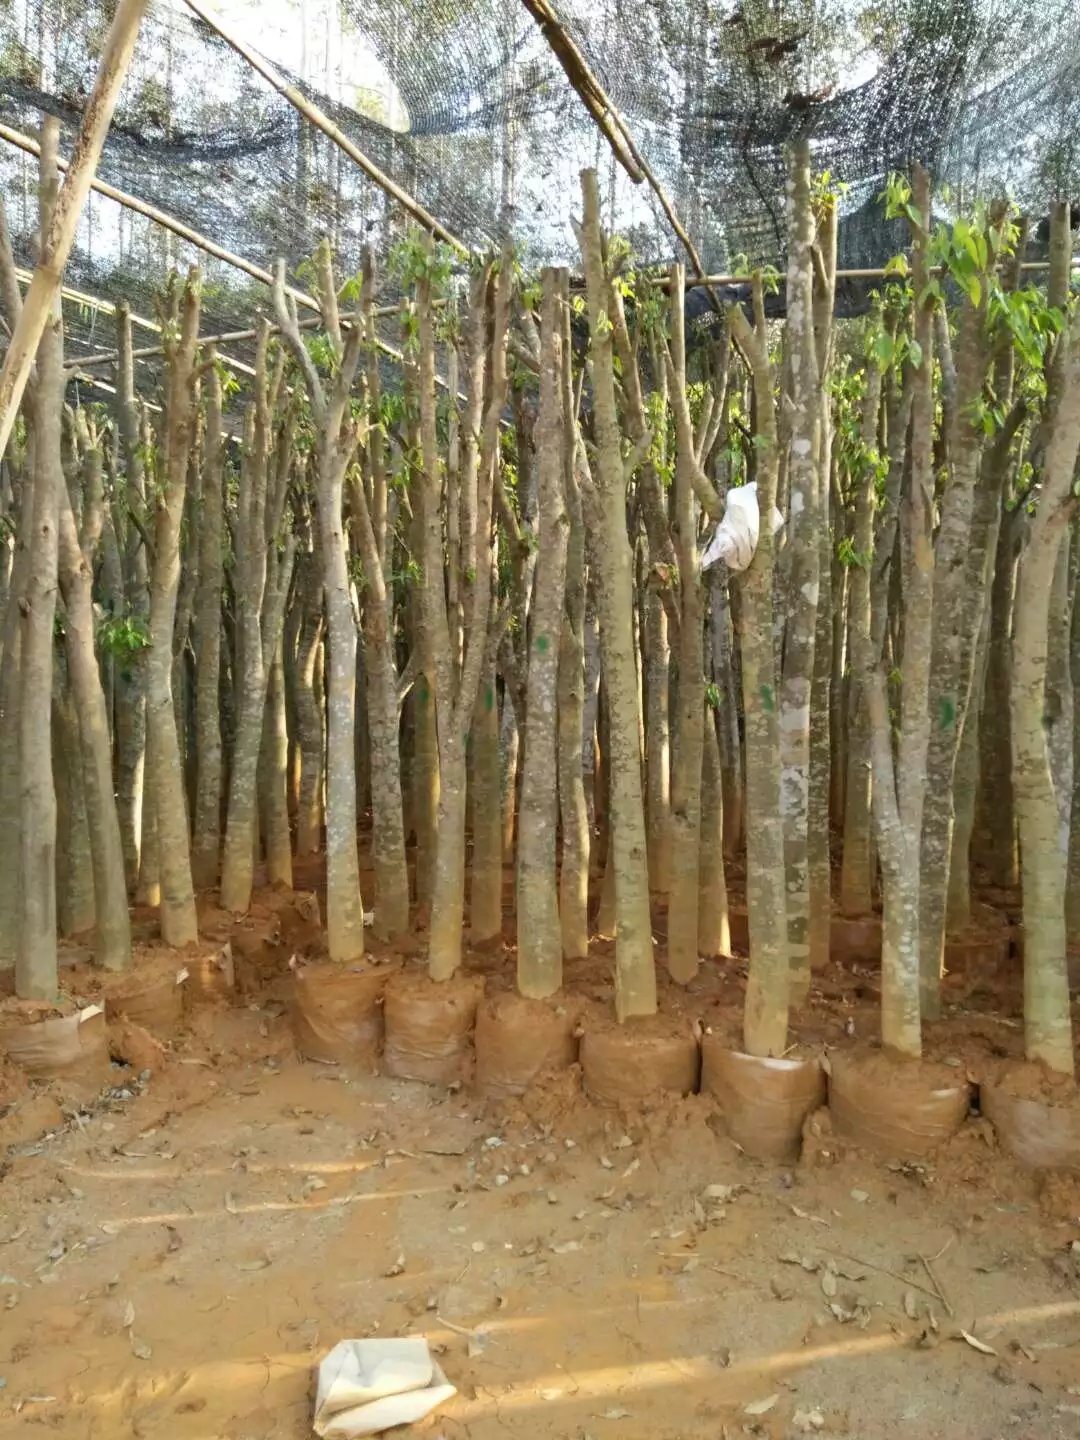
[{"x1": 1, "y1": 125, "x2": 1078, "y2": 1077}]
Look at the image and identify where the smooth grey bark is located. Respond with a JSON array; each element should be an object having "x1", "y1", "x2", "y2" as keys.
[
  {"x1": 293, "y1": 536, "x2": 325, "y2": 860},
  {"x1": 57, "y1": 434, "x2": 131, "y2": 968},
  {"x1": 863, "y1": 171, "x2": 936, "y2": 1059},
  {"x1": 728, "y1": 277, "x2": 789, "y2": 1055},
  {"x1": 54, "y1": 655, "x2": 95, "y2": 938},
  {"x1": 517, "y1": 269, "x2": 570, "y2": 997},
  {"x1": 469, "y1": 654, "x2": 503, "y2": 941},
  {"x1": 558, "y1": 296, "x2": 591, "y2": 963},
  {"x1": 419, "y1": 251, "x2": 511, "y2": 980},
  {"x1": 576, "y1": 170, "x2": 656, "y2": 1019},
  {"x1": 191, "y1": 353, "x2": 225, "y2": 890},
  {"x1": 274, "y1": 243, "x2": 366, "y2": 961},
  {"x1": 220, "y1": 326, "x2": 296, "y2": 913},
  {"x1": 778, "y1": 138, "x2": 820, "y2": 1004},
  {"x1": 146, "y1": 270, "x2": 202, "y2": 947},
  {"x1": 15, "y1": 124, "x2": 63, "y2": 997},
  {"x1": 918, "y1": 209, "x2": 1011, "y2": 1018},
  {"x1": 1012, "y1": 300, "x2": 1080, "y2": 1073},
  {"x1": 114, "y1": 307, "x2": 150, "y2": 895},
  {"x1": 348, "y1": 252, "x2": 410, "y2": 939}
]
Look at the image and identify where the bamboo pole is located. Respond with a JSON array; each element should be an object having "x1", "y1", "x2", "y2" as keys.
[
  {"x1": 675, "y1": 261, "x2": 1077, "y2": 290},
  {"x1": 183, "y1": 0, "x2": 470, "y2": 255},
  {"x1": 518, "y1": 0, "x2": 643, "y2": 183},
  {"x1": 0, "y1": 0, "x2": 148, "y2": 458},
  {"x1": 520, "y1": 0, "x2": 714, "y2": 303},
  {"x1": 0, "y1": 121, "x2": 317, "y2": 313},
  {"x1": 14, "y1": 265, "x2": 161, "y2": 334}
]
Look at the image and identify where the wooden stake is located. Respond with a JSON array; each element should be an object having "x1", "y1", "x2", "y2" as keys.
[
  {"x1": 183, "y1": 0, "x2": 470, "y2": 255},
  {"x1": 0, "y1": 0, "x2": 148, "y2": 458}
]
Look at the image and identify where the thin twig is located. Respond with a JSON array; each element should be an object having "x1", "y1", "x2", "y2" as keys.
[
  {"x1": 919, "y1": 1251, "x2": 954, "y2": 1318},
  {"x1": 826, "y1": 1249, "x2": 941, "y2": 1302}
]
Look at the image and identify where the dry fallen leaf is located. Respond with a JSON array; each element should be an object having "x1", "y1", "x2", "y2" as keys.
[
  {"x1": 821, "y1": 1268, "x2": 838, "y2": 1298},
  {"x1": 791, "y1": 1204, "x2": 830, "y2": 1227},
  {"x1": 744, "y1": 1394, "x2": 778, "y2": 1416},
  {"x1": 959, "y1": 1330, "x2": 997, "y2": 1356},
  {"x1": 384, "y1": 1253, "x2": 406, "y2": 1277},
  {"x1": 903, "y1": 1290, "x2": 919, "y2": 1319},
  {"x1": 122, "y1": 1300, "x2": 135, "y2": 1329},
  {"x1": 131, "y1": 1339, "x2": 152, "y2": 1361}
]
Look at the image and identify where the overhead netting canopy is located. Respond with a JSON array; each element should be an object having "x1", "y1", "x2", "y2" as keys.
[{"x1": 0, "y1": 0, "x2": 1079, "y2": 388}]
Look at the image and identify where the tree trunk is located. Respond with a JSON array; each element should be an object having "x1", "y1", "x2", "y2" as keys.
[
  {"x1": 57, "y1": 444, "x2": 131, "y2": 969},
  {"x1": 644, "y1": 584, "x2": 671, "y2": 892},
  {"x1": 1012, "y1": 302, "x2": 1080, "y2": 1074},
  {"x1": 54, "y1": 658, "x2": 95, "y2": 938},
  {"x1": 260, "y1": 636, "x2": 293, "y2": 887},
  {"x1": 558, "y1": 338, "x2": 590, "y2": 963},
  {"x1": 294, "y1": 548, "x2": 325, "y2": 860},
  {"x1": 778, "y1": 138, "x2": 819, "y2": 1006},
  {"x1": 1046, "y1": 539, "x2": 1073, "y2": 856},
  {"x1": 665, "y1": 265, "x2": 709, "y2": 984},
  {"x1": 498, "y1": 697, "x2": 519, "y2": 857},
  {"x1": 0, "y1": 452, "x2": 29, "y2": 970},
  {"x1": 146, "y1": 271, "x2": 201, "y2": 947},
  {"x1": 191, "y1": 355, "x2": 224, "y2": 890},
  {"x1": 839, "y1": 366, "x2": 882, "y2": 917},
  {"x1": 1066, "y1": 528, "x2": 1080, "y2": 949},
  {"x1": 16, "y1": 126, "x2": 64, "y2": 997},
  {"x1": 699, "y1": 703, "x2": 730, "y2": 957},
  {"x1": 221, "y1": 329, "x2": 287, "y2": 913},
  {"x1": 273, "y1": 245, "x2": 366, "y2": 960},
  {"x1": 517, "y1": 269, "x2": 569, "y2": 998},
  {"x1": 114, "y1": 313, "x2": 150, "y2": 896},
  {"x1": 577, "y1": 170, "x2": 656, "y2": 1019},
  {"x1": 973, "y1": 512, "x2": 1018, "y2": 888},
  {"x1": 728, "y1": 278, "x2": 789, "y2": 1056},
  {"x1": 468, "y1": 657, "x2": 503, "y2": 942}
]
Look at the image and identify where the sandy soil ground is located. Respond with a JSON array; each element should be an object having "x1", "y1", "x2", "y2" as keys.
[{"x1": 2, "y1": 969, "x2": 1080, "y2": 1440}]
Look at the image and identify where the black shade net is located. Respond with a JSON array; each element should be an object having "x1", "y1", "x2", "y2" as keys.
[{"x1": 0, "y1": 0, "x2": 1078, "y2": 397}]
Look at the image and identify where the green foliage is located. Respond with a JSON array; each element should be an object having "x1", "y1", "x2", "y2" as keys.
[
  {"x1": 304, "y1": 332, "x2": 339, "y2": 376},
  {"x1": 810, "y1": 169, "x2": 849, "y2": 220},
  {"x1": 837, "y1": 535, "x2": 870, "y2": 569},
  {"x1": 988, "y1": 284, "x2": 1063, "y2": 371},
  {"x1": 213, "y1": 354, "x2": 241, "y2": 398},
  {"x1": 645, "y1": 389, "x2": 673, "y2": 489},
  {"x1": 338, "y1": 271, "x2": 364, "y2": 306},
  {"x1": 388, "y1": 230, "x2": 455, "y2": 296},
  {"x1": 98, "y1": 613, "x2": 150, "y2": 660},
  {"x1": 705, "y1": 681, "x2": 720, "y2": 710}
]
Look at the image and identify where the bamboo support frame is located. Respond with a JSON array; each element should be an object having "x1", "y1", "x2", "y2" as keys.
[
  {"x1": 0, "y1": 122, "x2": 317, "y2": 315},
  {"x1": 675, "y1": 261, "x2": 1077, "y2": 290},
  {"x1": 0, "y1": 0, "x2": 148, "y2": 457},
  {"x1": 520, "y1": 0, "x2": 714, "y2": 301},
  {"x1": 518, "y1": 0, "x2": 644, "y2": 183},
  {"x1": 183, "y1": 0, "x2": 470, "y2": 255}
]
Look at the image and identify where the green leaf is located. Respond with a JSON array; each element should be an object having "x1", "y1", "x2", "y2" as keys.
[{"x1": 871, "y1": 331, "x2": 895, "y2": 368}]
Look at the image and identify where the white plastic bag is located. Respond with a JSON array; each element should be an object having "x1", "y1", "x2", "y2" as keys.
[
  {"x1": 313, "y1": 1338, "x2": 456, "y2": 1438},
  {"x1": 700, "y1": 482, "x2": 784, "y2": 573}
]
